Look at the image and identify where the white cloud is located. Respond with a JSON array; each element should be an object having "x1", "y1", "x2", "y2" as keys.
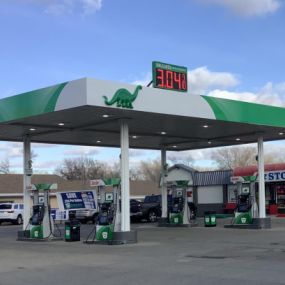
[
  {"x1": 82, "y1": 0, "x2": 102, "y2": 15},
  {"x1": 207, "y1": 81, "x2": 285, "y2": 107},
  {"x1": 168, "y1": 149, "x2": 211, "y2": 163},
  {"x1": 32, "y1": 143, "x2": 59, "y2": 149},
  {"x1": 25, "y1": 0, "x2": 103, "y2": 16},
  {"x1": 129, "y1": 149, "x2": 148, "y2": 158},
  {"x1": 201, "y1": 0, "x2": 281, "y2": 17},
  {"x1": 63, "y1": 146, "x2": 100, "y2": 156},
  {"x1": 0, "y1": 142, "x2": 22, "y2": 159},
  {"x1": 183, "y1": 66, "x2": 285, "y2": 107},
  {"x1": 188, "y1": 66, "x2": 239, "y2": 94},
  {"x1": 33, "y1": 160, "x2": 62, "y2": 170},
  {"x1": 132, "y1": 72, "x2": 152, "y2": 87}
]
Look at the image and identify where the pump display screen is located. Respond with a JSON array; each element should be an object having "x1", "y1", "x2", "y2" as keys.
[{"x1": 152, "y1": 61, "x2": 187, "y2": 92}]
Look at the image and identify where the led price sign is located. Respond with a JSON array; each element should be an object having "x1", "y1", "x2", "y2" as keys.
[{"x1": 152, "y1": 61, "x2": 187, "y2": 92}]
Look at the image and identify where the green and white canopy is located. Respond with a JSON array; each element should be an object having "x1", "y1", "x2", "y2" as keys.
[{"x1": 0, "y1": 77, "x2": 285, "y2": 150}]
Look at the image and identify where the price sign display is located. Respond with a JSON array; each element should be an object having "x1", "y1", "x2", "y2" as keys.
[{"x1": 152, "y1": 61, "x2": 187, "y2": 92}]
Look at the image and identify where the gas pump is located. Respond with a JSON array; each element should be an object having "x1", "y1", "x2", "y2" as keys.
[
  {"x1": 168, "y1": 180, "x2": 191, "y2": 226},
  {"x1": 85, "y1": 178, "x2": 121, "y2": 244},
  {"x1": 231, "y1": 176, "x2": 258, "y2": 225},
  {"x1": 28, "y1": 183, "x2": 58, "y2": 239}
]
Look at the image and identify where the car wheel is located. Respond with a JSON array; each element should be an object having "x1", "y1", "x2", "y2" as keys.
[
  {"x1": 14, "y1": 215, "x2": 23, "y2": 225},
  {"x1": 148, "y1": 210, "x2": 158, "y2": 222}
]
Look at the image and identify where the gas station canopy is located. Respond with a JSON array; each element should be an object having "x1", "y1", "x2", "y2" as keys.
[{"x1": 1, "y1": 77, "x2": 285, "y2": 150}]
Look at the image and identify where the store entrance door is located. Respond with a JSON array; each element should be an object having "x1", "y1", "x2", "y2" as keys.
[{"x1": 276, "y1": 184, "x2": 285, "y2": 213}]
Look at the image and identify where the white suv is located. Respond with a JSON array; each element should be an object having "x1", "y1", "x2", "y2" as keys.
[{"x1": 0, "y1": 203, "x2": 24, "y2": 225}]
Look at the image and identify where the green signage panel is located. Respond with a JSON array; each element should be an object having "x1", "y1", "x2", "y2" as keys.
[{"x1": 152, "y1": 61, "x2": 187, "y2": 92}]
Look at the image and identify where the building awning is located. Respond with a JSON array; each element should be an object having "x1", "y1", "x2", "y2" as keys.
[{"x1": 234, "y1": 163, "x2": 285, "y2": 177}]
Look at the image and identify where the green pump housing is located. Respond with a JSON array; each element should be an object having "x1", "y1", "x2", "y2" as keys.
[{"x1": 232, "y1": 176, "x2": 258, "y2": 225}]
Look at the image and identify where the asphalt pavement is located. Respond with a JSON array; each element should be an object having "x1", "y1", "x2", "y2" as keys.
[{"x1": 1, "y1": 217, "x2": 285, "y2": 285}]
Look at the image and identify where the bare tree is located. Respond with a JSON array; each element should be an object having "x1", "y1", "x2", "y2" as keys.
[
  {"x1": 0, "y1": 157, "x2": 10, "y2": 174},
  {"x1": 130, "y1": 159, "x2": 161, "y2": 183},
  {"x1": 210, "y1": 146, "x2": 257, "y2": 170},
  {"x1": 168, "y1": 152, "x2": 195, "y2": 167},
  {"x1": 210, "y1": 145, "x2": 285, "y2": 170},
  {"x1": 55, "y1": 157, "x2": 120, "y2": 181}
]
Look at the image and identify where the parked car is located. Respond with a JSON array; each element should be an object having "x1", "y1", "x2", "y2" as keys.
[
  {"x1": 130, "y1": 199, "x2": 143, "y2": 222},
  {"x1": 141, "y1": 195, "x2": 162, "y2": 222},
  {"x1": 139, "y1": 195, "x2": 181, "y2": 222},
  {"x1": 0, "y1": 203, "x2": 24, "y2": 225},
  {"x1": 74, "y1": 208, "x2": 99, "y2": 224}
]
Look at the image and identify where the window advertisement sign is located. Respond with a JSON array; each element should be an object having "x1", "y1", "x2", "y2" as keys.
[
  {"x1": 227, "y1": 185, "x2": 238, "y2": 203},
  {"x1": 56, "y1": 190, "x2": 97, "y2": 210}
]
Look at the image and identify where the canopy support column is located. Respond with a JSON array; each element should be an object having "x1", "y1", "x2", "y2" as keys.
[
  {"x1": 120, "y1": 120, "x2": 130, "y2": 232},
  {"x1": 258, "y1": 137, "x2": 266, "y2": 218},
  {"x1": 252, "y1": 136, "x2": 271, "y2": 229},
  {"x1": 161, "y1": 148, "x2": 168, "y2": 221},
  {"x1": 111, "y1": 120, "x2": 137, "y2": 244},
  {"x1": 23, "y1": 136, "x2": 32, "y2": 230}
]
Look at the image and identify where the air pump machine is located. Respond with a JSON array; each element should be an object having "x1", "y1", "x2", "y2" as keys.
[{"x1": 28, "y1": 183, "x2": 58, "y2": 239}]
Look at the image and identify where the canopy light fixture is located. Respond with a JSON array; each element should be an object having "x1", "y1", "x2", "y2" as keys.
[
  {"x1": 160, "y1": 131, "x2": 167, "y2": 135},
  {"x1": 236, "y1": 138, "x2": 241, "y2": 141},
  {"x1": 203, "y1": 125, "x2": 209, "y2": 128},
  {"x1": 29, "y1": 128, "x2": 36, "y2": 131}
]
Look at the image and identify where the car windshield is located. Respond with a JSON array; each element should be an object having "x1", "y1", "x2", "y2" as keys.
[
  {"x1": 0, "y1": 204, "x2": 12, "y2": 210},
  {"x1": 145, "y1": 196, "x2": 160, "y2": 203}
]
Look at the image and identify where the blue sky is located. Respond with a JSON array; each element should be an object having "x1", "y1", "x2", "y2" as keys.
[{"x1": 0, "y1": 0, "x2": 285, "y2": 173}]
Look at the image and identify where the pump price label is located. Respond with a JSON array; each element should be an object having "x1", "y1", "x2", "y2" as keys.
[{"x1": 152, "y1": 61, "x2": 188, "y2": 92}]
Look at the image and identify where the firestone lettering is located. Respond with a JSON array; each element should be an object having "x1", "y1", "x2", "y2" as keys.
[{"x1": 264, "y1": 171, "x2": 285, "y2": 182}]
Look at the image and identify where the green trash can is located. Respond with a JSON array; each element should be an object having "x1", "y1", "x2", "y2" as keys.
[
  {"x1": 204, "y1": 211, "x2": 211, "y2": 227},
  {"x1": 210, "y1": 211, "x2": 216, "y2": 227},
  {"x1": 65, "y1": 220, "x2": 80, "y2": 242},
  {"x1": 204, "y1": 211, "x2": 216, "y2": 227}
]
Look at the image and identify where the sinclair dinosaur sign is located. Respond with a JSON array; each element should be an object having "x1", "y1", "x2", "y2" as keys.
[{"x1": 103, "y1": 85, "x2": 142, "y2": 109}]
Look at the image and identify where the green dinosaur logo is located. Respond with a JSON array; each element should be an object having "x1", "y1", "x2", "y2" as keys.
[{"x1": 103, "y1": 85, "x2": 142, "y2": 109}]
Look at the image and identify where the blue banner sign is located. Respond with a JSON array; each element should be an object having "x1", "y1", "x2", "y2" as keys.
[{"x1": 60, "y1": 191, "x2": 97, "y2": 210}]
